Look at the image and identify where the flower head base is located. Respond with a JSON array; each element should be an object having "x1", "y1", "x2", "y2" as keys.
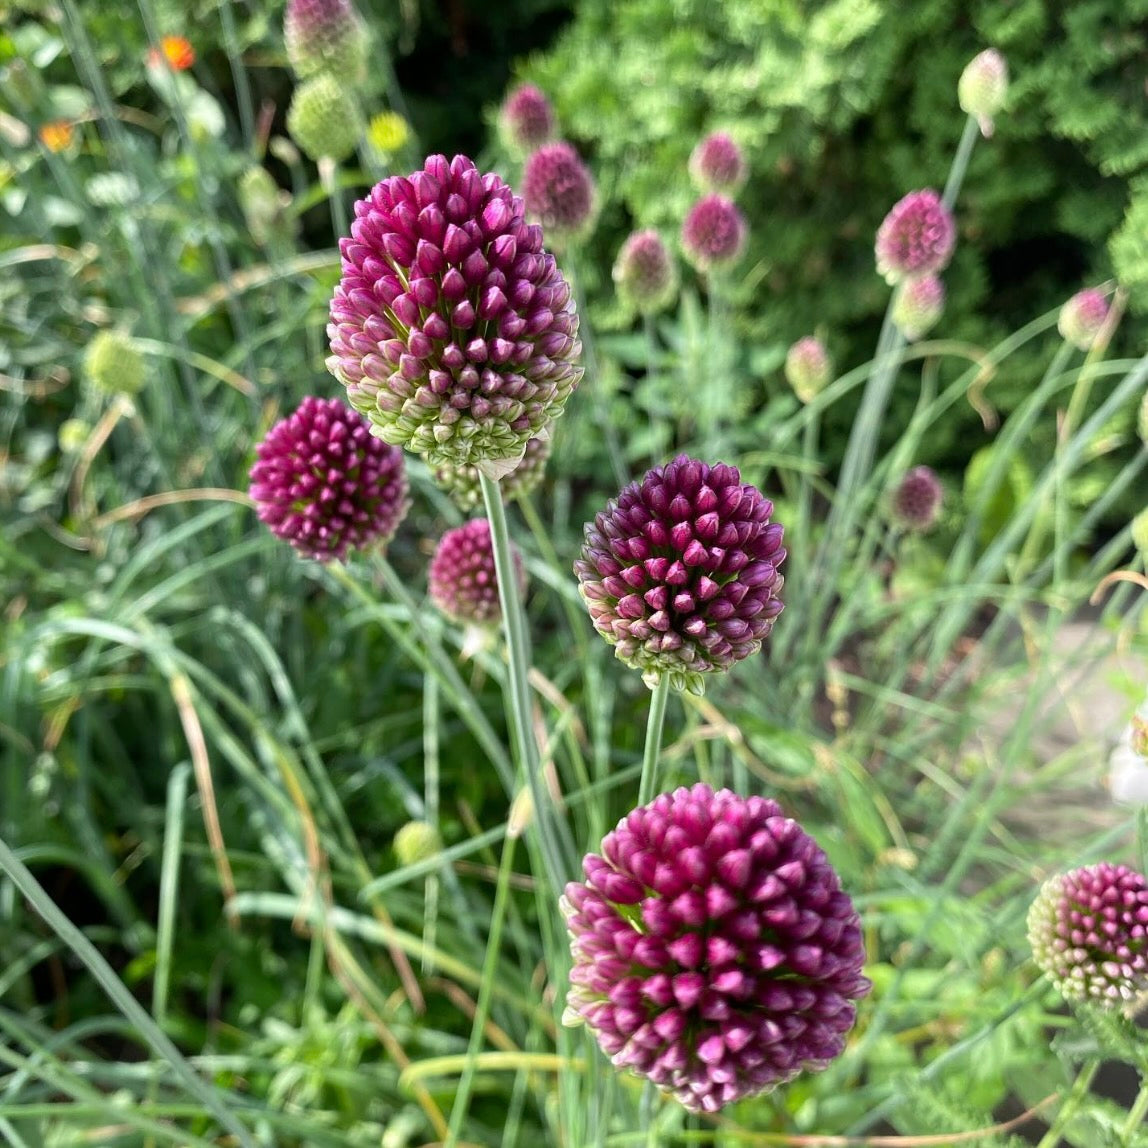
[
  {"x1": 84, "y1": 330, "x2": 146, "y2": 397},
  {"x1": 287, "y1": 73, "x2": 360, "y2": 162},
  {"x1": 522, "y1": 141, "x2": 597, "y2": 244},
  {"x1": 1058, "y1": 288, "x2": 1109, "y2": 351},
  {"x1": 394, "y1": 820, "x2": 442, "y2": 866},
  {"x1": 682, "y1": 195, "x2": 746, "y2": 273},
  {"x1": 689, "y1": 132, "x2": 747, "y2": 195},
  {"x1": 563, "y1": 784, "x2": 870, "y2": 1113},
  {"x1": 574, "y1": 455, "x2": 785, "y2": 694},
  {"x1": 249, "y1": 396, "x2": 409, "y2": 562},
  {"x1": 147, "y1": 35, "x2": 195, "y2": 72},
  {"x1": 39, "y1": 120, "x2": 74, "y2": 153},
  {"x1": 1027, "y1": 863, "x2": 1148, "y2": 1006},
  {"x1": 432, "y1": 434, "x2": 551, "y2": 512},
  {"x1": 327, "y1": 155, "x2": 583, "y2": 476},
  {"x1": 891, "y1": 466, "x2": 942, "y2": 531},
  {"x1": 429, "y1": 518, "x2": 526, "y2": 627},
  {"x1": 499, "y1": 84, "x2": 556, "y2": 155},
  {"x1": 874, "y1": 190, "x2": 955, "y2": 285},
  {"x1": 784, "y1": 337, "x2": 832, "y2": 403},
  {"x1": 958, "y1": 49, "x2": 1008, "y2": 138},
  {"x1": 892, "y1": 274, "x2": 946, "y2": 342},
  {"x1": 284, "y1": 0, "x2": 367, "y2": 82},
  {"x1": 613, "y1": 230, "x2": 678, "y2": 315}
]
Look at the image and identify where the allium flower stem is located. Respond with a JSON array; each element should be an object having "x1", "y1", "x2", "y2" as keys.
[
  {"x1": 1034, "y1": 1059, "x2": 1100, "y2": 1148},
  {"x1": 637, "y1": 672, "x2": 672, "y2": 807},
  {"x1": 1119, "y1": 1072, "x2": 1148, "y2": 1143},
  {"x1": 942, "y1": 114, "x2": 980, "y2": 211}
]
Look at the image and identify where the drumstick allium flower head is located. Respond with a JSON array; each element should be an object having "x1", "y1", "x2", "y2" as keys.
[
  {"x1": 892, "y1": 274, "x2": 946, "y2": 342},
  {"x1": 688, "y1": 132, "x2": 747, "y2": 195},
  {"x1": 874, "y1": 189, "x2": 955, "y2": 285},
  {"x1": 1058, "y1": 288, "x2": 1109, "y2": 351},
  {"x1": 431, "y1": 434, "x2": 551, "y2": 511},
  {"x1": 429, "y1": 518, "x2": 526, "y2": 626},
  {"x1": 284, "y1": 0, "x2": 367, "y2": 82},
  {"x1": 681, "y1": 194, "x2": 747, "y2": 272},
  {"x1": 891, "y1": 466, "x2": 943, "y2": 531},
  {"x1": 499, "y1": 84, "x2": 556, "y2": 154},
  {"x1": 958, "y1": 49, "x2": 1008, "y2": 138},
  {"x1": 613, "y1": 230, "x2": 678, "y2": 315},
  {"x1": 522, "y1": 141, "x2": 597, "y2": 243}
]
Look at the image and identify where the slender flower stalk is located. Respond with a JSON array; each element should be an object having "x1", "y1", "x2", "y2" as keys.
[{"x1": 637, "y1": 673, "x2": 672, "y2": 807}]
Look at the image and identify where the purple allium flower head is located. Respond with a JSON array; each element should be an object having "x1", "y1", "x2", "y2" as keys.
[
  {"x1": 284, "y1": 0, "x2": 367, "y2": 82},
  {"x1": 249, "y1": 396, "x2": 409, "y2": 562},
  {"x1": 574, "y1": 455, "x2": 785, "y2": 693},
  {"x1": 688, "y1": 132, "x2": 748, "y2": 195},
  {"x1": 1028, "y1": 863, "x2": 1148, "y2": 1006},
  {"x1": 327, "y1": 155, "x2": 584, "y2": 477},
  {"x1": 429, "y1": 518, "x2": 526, "y2": 626},
  {"x1": 958, "y1": 49, "x2": 1008, "y2": 138},
  {"x1": 613, "y1": 229, "x2": 678, "y2": 315},
  {"x1": 892, "y1": 274, "x2": 946, "y2": 342},
  {"x1": 784, "y1": 336, "x2": 832, "y2": 403},
  {"x1": 891, "y1": 465, "x2": 942, "y2": 531},
  {"x1": 562, "y1": 783, "x2": 870, "y2": 1113},
  {"x1": 499, "y1": 84, "x2": 556, "y2": 155},
  {"x1": 874, "y1": 190, "x2": 955, "y2": 286},
  {"x1": 682, "y1": 194, "x2": 747, "y2": 273},
  {"x1": 522, "y1": 141, "x2": 597, "y2": 243},
  {"x1": 431, "y1": 434, "x2": 552, "y2": 512},
  {"x1": 1058, "y1": 288, "x2": 1109, "y2": 351}
]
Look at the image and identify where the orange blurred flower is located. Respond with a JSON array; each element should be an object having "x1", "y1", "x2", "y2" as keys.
[
  {"x1": 38, "y1": 120, "x2": 74, "y2": 153},
  {"x1": 148, "y1": 35, "x2": 195, "y2": 71}
]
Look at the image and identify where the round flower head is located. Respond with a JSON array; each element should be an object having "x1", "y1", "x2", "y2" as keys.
[
  {"x1": 249, "y1": 396, "x2": 410, "y2": 562},
  {"x1": 958, "y1": 49, "x2": 1008, "y2": 138},
  {"x1": 327, "y1": 154, "x2": 584, "y2": 476},
  {"x1": 522, "y1": 141, "x2": 597, "y2": 244},
  {"x1": 562, "y1": 783, "x2": 870, "y2": 1113},
  {"x1": 429, "y1": 518, "x2": 526, "y2": 627},
  {"x1": 688, "y1": 132, "x2": 748, "y2": 195},
  {"x1": 84, "y1": 330, "x2": 146, "y2": 397},
  {"x1": 891, "y1": 465, "x2": 942, "y2": 531},
  {"x1": 892, "y1": 274, "x2": 946, "y2": 342},
  {"x1": 874, "y1": 189, "x2": 955, "y2": 285},
  {"x1": 284, "y1": 0, "x2": 367, "y2": 82},
  {"x1": 499, "y1": 84, "x2": 555, "y2": 155},
  {"x1": 574, "y1": 455, "x2": 785, "y2": 694},
  {"x1": 368, "y1": 111, "x2": 410, "y2": 155},
  {"x1": 613, "y1": 230, "x2": 678, "y2": 315},
  {"x1": 784, "y1": 336, "x2": 832, "y2": 403},
  {"x1": 1058, "y1": 288, "x2": 1109, "y2": 351},
  {"x1": 287, "y1": 73, "x2": 360, "y2": 162},
  {"x1": 394, "y1": 820, "x2": 442, "y2": 866},
  {"x1": 431, "y1": 434, "x2": 551, "y2": 512},
  {"x1": 58, "y1": 418, "x2": 90, "y2": 454},
  {"x1": 1027, "y1": 863, "x2": 1148, "y2": 1006},
  {"x1": 682, "y1": 194, "x2": 747, "y2": 273}
]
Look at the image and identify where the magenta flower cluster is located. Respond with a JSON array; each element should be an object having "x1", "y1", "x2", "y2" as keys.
[
  {"x1": 522, "y1": 140, "x2": 597, "y2": 242},
  {"x1": 429, "y1": 517, "x2": 526, "y2": 626},
  {"x1": 1058, "y1": 288, "x2": 1109, "y2": 351},
  {"x1": 891, "y1": 466, "x2": 943, "y2": 530},
  {"x1": 499, "y1": 84, "x2": 556, "y2": 154},
  {"x1": 613, "y1": 229, "x2": 678, "y2": 314},
  {"x1": 681, "y1": 194, "x2": 746, "y2": 272},
  {"x1": 688, "y1": 132, "x2": 747, "y2": 195},
  {"x1": 874, "y1": 189, "x2": 955, "y2": 285}
]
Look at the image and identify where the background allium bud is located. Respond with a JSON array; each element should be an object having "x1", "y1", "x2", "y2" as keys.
[
  {"x1": 522, "y1": 141, "x2": 597, "y2": 243},
  {"x1": 958, "y1": 49, "x2": 1008, "y2": 138},
  {"x1": 327, "y1": 154, "x2": 583, "y2": 474},
  {"x1": 1027, "y1": 863, "x2": 1148, "y2": 1006},
  {"x1": 682, "y1": 194, "x2": 746, "y2": 273},
  {"x1": 393, "y1": 820, "x2": 442, "y2": 866},
  {"x1": 563, "y1": 784, "x2": 870, "y2": 1113},
  {"x1": 891, "y1": 465, "x2": 942, "y2": 530},
  {"x1": 892, "y1": 274, "x2": 946, "y2": 341},
  {"x1": 1132, "y1": 508, "x2": 1148, "y2": 562},
  {"x1": 574, "y1": 455, "x2": 785, "y2": 693},
  {"x1": 784, "y1": 336, "x2": 832, "y2": 403},
  {"x1": 431, "y1": 434, "x2": 551, "y2": 512},
  {"x1": 688, "y1": 132, "x2": 748, "y2": 195},
  {"x1": 368, "y1": 111, "x2": 410, "y2": 155},
  {"x1": 874, "y1": 189, "x2": 955, "y2": 285},
  {"x1": 429, "y1": 518, "x2": 527, "y2": 626},
  {"x1": 287, "y1": 73, "x2": 360, "y2": 162},
  {"x1": 249, "y1": 396, "x2": 409, "y2": 562},
  {"x1": 1058, "y1": 288, "x2": 1109, "y2": 351},
  {"x1": 499, "y1": 84, "x2": 555, "y2": 155},
  {"x1": 613, "y1": 230, "x2": 678, "y2": 314},
  {"x1": 84, "y1": 330, "x2": 146, "y2": 397},
  {"x1": 284, "y1": 0, "x2": 367, "y2": 82},
  {"x1": 58, "y1": 418, "x2": 90, "y2": 454}
]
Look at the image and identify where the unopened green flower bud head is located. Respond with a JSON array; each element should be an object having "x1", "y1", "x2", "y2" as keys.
[
  {"x1": 958, "y1": 49, "x2": 1008, "y2": 138},
  {"x1": 393, "y1": 820, "x2": 442, "y2": 867},
  {"x1": 785, "y1": 336, "x2": 832, "y2": 402},
  {"x1": 287, "y1": 73, "x2": 360, "y2": 162},
  {"x1": 892, "y1": 274, "x2": 945, "y2": 342},
  {"x1": 1058, "y1": 288, "x2": 1109, "y2": 351},
  {"x1": 84, "y1": 330, "x2": 146, "y2": 397},
  {"x1": 1132, "y1": 509, "x2": 1148, "y2": 563},
  {"x1": 239, "y1": 165, "x2": 288, "y2": 246}
]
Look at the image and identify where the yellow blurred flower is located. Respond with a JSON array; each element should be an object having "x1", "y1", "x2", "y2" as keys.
[
  {"x1": 38, "y1": 120, "x2": 74, "y2": 153},
  {"x1": 367, "y1": 111, "x2": 409, "y2": 154}
]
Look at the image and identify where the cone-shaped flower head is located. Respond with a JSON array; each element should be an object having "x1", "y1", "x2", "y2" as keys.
[
  {"x1": 287, "y1": 73, "x2": 360, "y2": 162},
  {"x1": 682, "y1": 194, "x2": 747, "y2": 273},
  {"x1": 327, "y1": 155, "x2": 584, "y2": 475},
  {"x1": 284, "y1": 0, "x2": 367, "y2": 82},
  {"x1": 1028, "y1": 863, "x2": 1148, "y2": 1006},
  {"x1": 874, "y1": 189, "x2": 955, "y2": 285},
  {"x1": 429, "y1": 517, "x2": 526, "y2": 626},
  {"x1": 522, "y1": 141, "x2": 597, "y2": 244},
  {"x1": 891, "y1": 465, "x2": 942, "y2": 531},
  {"x1": 431, "y1": 434, "x2": 551, "y2": 512},
  {"x1": 613, "y1": 230, "x2": 678, "y2": 315},
  {"x1": 499, "y1": 84, "x2": 555, "y2": 155},
  {"x1": 249, "y1": 396, "x2": 409, "y2": 562},
  {"x1": 958, "y1": 49, "x2": 1008, "y2": 138},
  {"x1": 574, "y1": 455, "x2": 785, "y2": 694},
  {"x1": 892, "y1": 274, "x2": 946, "y2": 342},
  {"x1": 84, "y1": 330, "x2": 146, "y2": 397},
  {"x1": 784, "y1": 336, "x2": 832, "y2": 403},
  {"x1": 1058, "y1": 288, "x2": 1109, "y2": 351},
  {"x1": 393, "y1": 820, "x2": 442, "y2": 866},
  {"x1": 688, "y1": 132, "x2": 748, "y2": 195},
  {"x1": 563, "y1": 783, "x2": 870, "y2": 1113}
]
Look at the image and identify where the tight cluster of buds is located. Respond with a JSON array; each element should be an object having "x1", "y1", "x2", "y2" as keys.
[
  {"x1": 958, "y1": 49, "x2": 1008, "y2": 138},
  {"x1": 522, "y1": 141, "x2": 597, "y2": 244},
  {"x1": 429, "y1": 518, "x2": 526, "y2": 626},
  {"x1": 784, "y1": 337, "x2": 832, "y2": 403},
  {"x1": 892, "y1": 274, "x2": 945, "y2": 342},
  {"x1": 84, "y1": 330, "x2": 146, "y2": 397},
  {"x1": 688, "y1": 132, "x2": 747, "y2": 195},
  {"x1": 681, "y1": 194, "x2": 747, "y2": 273},
  {"x1": 284, "y1": 0, "x2": 367, "y2": 82},
  {"x1": 499, "y1": 84, "x2": 556, "y2": 155},
  {"x1": 287, "y1": 72, "x2": 360, "y2": 162},
  {"x1": 875, "y1": 190, "x2": 955, "y2": 286},
  {"x1": 1058, "y1": 288, "x2": 1109, "y2": 351},
  {"x1": 613, "y1": 230, "x2": 678, "y2": 315},
  {"x1": 891, "y1": 466, "x2": 943, "y2": 531}
]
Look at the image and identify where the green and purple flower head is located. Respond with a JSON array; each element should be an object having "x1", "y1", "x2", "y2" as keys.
[
  {"x1": 892, "y1": 274, "x2": 945, "y2": 342},
  {"x1": 682, "y1": 194, "x2": 747, "y2": 273},
  {"x1": 688, "y1": 132, "x2": 747, "y2": 195},
  {"x1": 891, "y1": 466, "x2": 943, "y2": 531},
  {"x1": 613, "y1": 229, "x2": 678, "y2": 315},
  {"x1": 284, "y1": 0, "x2": 367, "y2": 81},
  {"x1": 875, "y1": 189, "x2": 955, "y2": 285},
  {"x1": 958, "y1": 49, "x2": 1008, "y2": 138},
  {"x1": 784, "y1": 336, "x2": 832, "y2": 403},
  {"x1": 1058, "y1": 288, "x2": 1109, "y2": 351}
]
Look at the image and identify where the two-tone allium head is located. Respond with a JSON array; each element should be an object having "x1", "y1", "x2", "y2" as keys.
[
  {"x1": 84, "y1": 330, "x2": 146, "y2": 397},
  {"x1": 613, "y1": 230, "x2": 678, "y2": 315},
  {"x1": 784, "y1": 336, "x2": 832, "y2": 403},
  {"x1": 431, "y1": 434, "x2": 551, "y2": 512},
  {"x1": 892, "y1": 274, "x2": 946, "y2": 342},
  {"x1": 327, "y1": 155, "x2": 584, "y2": 475},
  {"x1": 287, "y1": 73, "x2": 360, "y2": 162},
  {"x1": 249, "y1": 396, "x2": 409, "y2": 562},
  {"x1": 958, "y1": 49, "x2": 1008, "y2": 138},
  {"x1": 891, "y1": 465, "x2": 942, "y2": 531},
  {"x1": 874, "y1": 189, "x2": 955, "y2": 286},
  {"x1": 682, "y1": 194, "x2": 747, "y2": 273},
  {"x1": 562, "y1": 784, "x2": 870, "y2": 1113},
  {"x1": 688, "y1": 132, "x2": 748, "y2": 195},
  {"x1": 429, "y1": 518, "x2": 526, "y2": 626},
  {"x1": 1028, "y1": 863, "x2": 1148, "y2": 1007},
  {"x1": 499, "y1": 84, "x2": 555, "y2": 155},
  {"x1": 284, "y1": 0, "x2": 367, "y2": 82},
  {"x1": 1058, "y1": 288, "x2": 1109, "y2": 351},
  {"x1": 522, "y1": 141, "x2": 597, "y2": 244},
  {"x1": 574, "y1": 455, "x2": 785, "y2": 694}
]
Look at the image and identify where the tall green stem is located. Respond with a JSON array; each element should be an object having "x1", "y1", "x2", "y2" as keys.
[
  {"x1": 1035, "y1": 1059, "x2": 1099, "y2": 1148},
  {"x1": 637, "y1": 674, "x2": 673, "y2": 807}
]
